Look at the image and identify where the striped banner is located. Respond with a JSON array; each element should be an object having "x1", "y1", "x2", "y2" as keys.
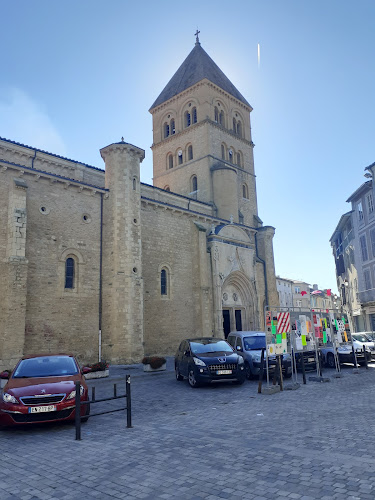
[{"x1": 277, "y1": 312, "x2": 290, "y2": 333}]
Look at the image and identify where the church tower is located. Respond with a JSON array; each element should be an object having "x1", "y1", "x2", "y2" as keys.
[{"x1": 149, "y1": 34, "x2": 259, "y2": 227}]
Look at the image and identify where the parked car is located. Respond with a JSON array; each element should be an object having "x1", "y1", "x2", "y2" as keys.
[
  {"x1": 0, "y1": 354, "x2": 90, "y2": 427},
  {"x1": 294, "y1": 350, "x2": 318, "y2": 372},
  {"x1": 175, "y1": 338, "x2": 246, "y2": 388},
  {"x1": 320, "y1": 340, "x2": 372, "y2": 368},
  {"x1": 226, "y1": 331, "x2": 292, "y2": 380},
  {"x1": 351, "y1": 333, "x2": 375, "y2": 360}
]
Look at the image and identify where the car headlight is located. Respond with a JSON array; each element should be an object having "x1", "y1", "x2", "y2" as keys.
[
  {"x1": 193, "y1": 357, "x2": 206, "y2": 367},
  {"x1": 2, "y1": 392, "x2": 18, "y2": 404},
  {"x1": 66, "y1": 385, "x2": 84, "y2": 400},
  {"x1": 237, "y1": 356, "x2": 244, "y2": 364}
]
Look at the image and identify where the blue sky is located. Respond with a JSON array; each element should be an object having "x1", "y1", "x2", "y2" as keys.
[{"x1": 1, "y1": 0, "x2": 374, "y2": 293}]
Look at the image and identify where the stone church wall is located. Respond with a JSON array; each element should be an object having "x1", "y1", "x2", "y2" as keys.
[{"x1": 141, "y1": 202, "x2": 213, "y2": 356}]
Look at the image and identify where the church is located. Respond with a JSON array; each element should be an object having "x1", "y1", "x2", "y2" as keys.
[{"x1": 0, "y1": 36, "x2": 279, "y2": 370}]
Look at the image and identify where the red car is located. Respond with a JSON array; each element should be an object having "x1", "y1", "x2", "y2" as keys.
[{"x1": 0, "y1": 354, "x2": 90, "y2": 427}]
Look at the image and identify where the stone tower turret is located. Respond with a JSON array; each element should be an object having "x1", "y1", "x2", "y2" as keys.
[{"x1": 100, "y1": 140, "x2": 145, "y2": 363}]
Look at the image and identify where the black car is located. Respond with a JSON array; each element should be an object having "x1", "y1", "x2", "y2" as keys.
[{"x1": 175, "y1": 338, "x2": 246, "y2": 388}]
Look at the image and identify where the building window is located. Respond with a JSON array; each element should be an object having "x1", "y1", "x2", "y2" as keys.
[
  {"x1": 133, "y1": 178, "x2": 137, "y2": 190},
  {"x1": 164, "y1": 123, "x2": 170, "y2": 138},
  {"x1": 192, "y1": 107, "x2": 197, "y2": 124},
  {"x1": 185, "y1": 111, "x2": 191, "y2": 128},
  {"x1": 295, "y1": 286, "x2": 300, "y2": 293},
  {"x1": 171, "y1": 119, "x2": 175, "y2": 135},
  {"x1": 178, "y1": 150, "x2": 183, "y2": 165},
  {"x1": 219, "y1": 110, "x2": 224, "y2": 126},
  {"x1": 65, "y1": 258, "x2": 75, "y2": 289},
  {"x1": 192, "y1": 175, "x2": 198, "y2": 192},
  {"x1": 358, "y1": 202, "x2": 364, "y2": 221},
  {"x1": 188, "y1": 145, "x2": 193, "y2": 160},
  {"x1": 168, "y1": 154, "x2": 173, "y2": 169},
  {"x1": 214, "y1": 107, "x2": 219, "y2": 122},
  {"x1": 360, "y1": 235, "x2": 369, "y2": 261},
  {"x1": 228, "y1": 149, "x2": 233, "y2": 162},
  {"x1": 296, "y1": 300, "x2": 302, "y2": 307},
  {"x1": 233, "y1": 118, "x2": 237, "y2": 132},
  {"x1": 221, "y1": 144, "x2": 225, "y2": 160},
  {"x1": 364, "y1": 269, "x2": 372, "y2": 290},
  {"x1": 242, "y1": 183, "x2": 249, "y2": 199},
  {"x1": 164, "y1": 186, "x2": 170, "y2": 191},
  {"x1": 237, "y1": 153, "x2": 241, "y2": 167},
  {"x1": 367, "y1": 194, "x2": 374, "y2": 214},
  {"x1": 161, "y1": 269, "x2": 168, "y2": 296}
]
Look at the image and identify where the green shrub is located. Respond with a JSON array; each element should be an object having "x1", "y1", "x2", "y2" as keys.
[{"x1": 141, "y1": 356, "x2": 166, "y2": 369}]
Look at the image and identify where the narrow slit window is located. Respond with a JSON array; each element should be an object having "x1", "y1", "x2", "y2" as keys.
[
  {"x1": 192, "y1": 175, "x2": 198, "y2": 192},
  {"x1": 221, "y1": 144, "x2": 225, "y2": 160},
  {"x1": 237, "y1": 153, "x2": 241, "y2": 166},
  {"x1": 164, "y1": 123, "x2": 170, "y2": 138},
  {"x1": 171, "y1": 119, "x2": 175, "y2": 135},
  {"x1": 168, "y1": 154, "x2": 173, "y2": 169},
  {"x1": 65, "y1": 258, "x2": 75, "y2": 289},
  {"x1": 188, "y1": 145, "x2": 193, "y2": 160},
  {"x1": 192, "y1": 107, "x2": 197, "y2": 123},
  {"x1": 214, "y1": 107, "x2": 219, "y2": 122},
  {"x1": 185, "y1": 111, "x2": 191, "y2": 128},
  {"x1": 178, "y1": 151, "x2": 183, "y2": 165},
  {"x1": 237, "y1": 121, "x2": 242, "y2": 137},
  {"x1": 219, "y1": 111, "x2": 224, "y2": 125},
  {"x1": 161, "y1": 269, "x2": 167, "y2": 295}
]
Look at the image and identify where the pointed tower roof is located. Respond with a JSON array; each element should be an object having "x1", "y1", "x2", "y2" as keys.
[{"x1": 150, "y1": 40, "x2": 251, "y2": 110}]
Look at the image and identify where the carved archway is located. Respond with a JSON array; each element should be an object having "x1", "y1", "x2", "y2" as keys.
[{"x1": 221, "y1": 271, "x2": 258, "y2": 336}]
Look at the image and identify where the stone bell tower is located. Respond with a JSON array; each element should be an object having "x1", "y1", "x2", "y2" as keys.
[{"x1": 149, "y1": 33, "x2": 259, "y2": 227}]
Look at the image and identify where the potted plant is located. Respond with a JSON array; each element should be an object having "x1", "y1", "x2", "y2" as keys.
[
  {"x1": 142, "y1": 356, "x2": 167, "y2": 372},
  {"x1": 81, "y1": 361, "x2": 109, "y2": 379}
]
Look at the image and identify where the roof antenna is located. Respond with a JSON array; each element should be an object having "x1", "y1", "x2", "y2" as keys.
[{"x1": 195, "y1": 28, "x2": 200, "y2": 45}]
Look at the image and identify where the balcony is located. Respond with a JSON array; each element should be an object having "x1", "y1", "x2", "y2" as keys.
[{"x1": 358, "y1": 289, "x2": 375, "y2": 304}]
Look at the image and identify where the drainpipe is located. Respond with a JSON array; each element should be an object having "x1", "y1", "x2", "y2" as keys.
[
  {"x1": 98, "y1": 192, "x2": 103, "y2": 361},
  {"x1": 255, "y1": 232, "x2": 268, "y2": 308}
]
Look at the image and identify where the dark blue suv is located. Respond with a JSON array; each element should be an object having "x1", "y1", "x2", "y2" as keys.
[{"x1": 175, "y1": 338, "x2": 246, "y2": 388}]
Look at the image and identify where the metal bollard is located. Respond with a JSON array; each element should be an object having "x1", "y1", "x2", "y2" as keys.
[
  {"x1": 257, "y1": 348, "x2": 265, "y2": 394},
  {"x1": 363, "y1": 346, "x2": 369, "y2": 369},
  {"x1": 75, "y1": 380, "x2": 81, "y2": 441},
  {"x1": 126, "y1": 375, "x2": 132, "y2": 428}
]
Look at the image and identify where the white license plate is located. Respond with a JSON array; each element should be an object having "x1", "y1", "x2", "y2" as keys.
[
  {"x1": 216, "y1": 370, "x2": 232, "y2": 375},
  {"x1": 308, "y1": 358, "x2": 315, "y2": 363},
  {"x1": 28, "y1": 405, "x2": 56, "y2": 413}
]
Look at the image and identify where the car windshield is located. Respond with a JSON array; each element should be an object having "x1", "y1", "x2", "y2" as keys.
[
  {"x1": 190, "y1": 340, "x2": 233, "y2": 355},
  {"x1": 352, "y1": 334, "x2": 370, "y2": 343},
  {"x1": 13, "y1": 356, "x2": 79, "y2": 378},
  {"x1": 243, "y1": 336, "x2": 266, "y2": 350}
]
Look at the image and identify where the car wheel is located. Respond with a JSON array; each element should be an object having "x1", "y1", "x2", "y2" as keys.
[
  {"x1": 175, "y1": 364, "x2": 183, "y2": 381},
  {"x1": 284, "y1": 368, "x2": 292, "y2": 379},
  {"x1": 188, "y1": 369, "x2": 200, "y2": 388},
  {"x1": 244, "y1": 362, "x2": 253, "y2": 380},
  {"x1": 327, "y1": 353, "x2": 335, "y2": 369}
]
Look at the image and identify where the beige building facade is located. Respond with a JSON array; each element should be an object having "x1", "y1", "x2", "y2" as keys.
[{"x1": 0, "y1": 39, "x2": 279, "y2": 370}]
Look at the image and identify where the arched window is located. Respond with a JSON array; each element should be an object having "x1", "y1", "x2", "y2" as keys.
[
  {"x1": 192, "y1": 175, "x2": 198, "y2": 192},
  {"x1": 219, "y1": 111, "x2": 224, "y2": 126},
  {"x1": 237, "y1": 153, "x2": 241, "y2": 167},
  {"x1": 242, "y1": 183, "x2": 249, "y2": 199},
  {"x1": 161, "y1": 268, "x2": 168, "y2": 296},
  {"x1": 233, "y1": 118, "x2": 237, "y2": 132},
  {"x1": 185, "y1": 111, "x2": 191, "y2": 128},
  {"x1": 221, "y1": 144, "x2": 225, "y2": 160},
  {"x1": 237, "y1": 121, "x2": 242, "y2": 137},
  {"x1": 164, "y1": 186, "x2": 170, "y2": 191},
  {"x1": 171, "y1": 119, "x2": 175, "y2": 135},
  {"x1": 214, "y1": 107, "x2": 219, "y2": 122},
  {"x1": 164, "y1": 123, "x2": 170, "y2": 138},
  {"x1": 178, "y1": 150, "x2": 183, "y2": 165},
  {"x1": 168, "y1": 154, "x2": 173, "y2": 169},
  {"x1": 192, "y1": 107, "x2": 197, "y2": 124},
  {"x1": 188, "y1": 145, "x2": 193, "y2": 160},
  {"x1": 228, "y1": 149, "x2": 233, "y2": 163},
  {"x1": 133, "y1": 177, "x2": 137, "y2": 190},
  {"x1": 65, "y1": 258, "x2": 75, "y2": 289}
]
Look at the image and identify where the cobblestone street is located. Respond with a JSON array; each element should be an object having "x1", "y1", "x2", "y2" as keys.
[{"x1": 2, "y1": 360, "x2": 375, "y2": 499}]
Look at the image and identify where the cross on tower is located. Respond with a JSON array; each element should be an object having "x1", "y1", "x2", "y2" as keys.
[{"x1": 195, "y1": 28, "x2": 200, "y2": 45}]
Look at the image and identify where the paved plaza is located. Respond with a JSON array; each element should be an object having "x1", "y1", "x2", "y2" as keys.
[{"x1": 2, "y1": 359, "x2": 375, "y2": 500}]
